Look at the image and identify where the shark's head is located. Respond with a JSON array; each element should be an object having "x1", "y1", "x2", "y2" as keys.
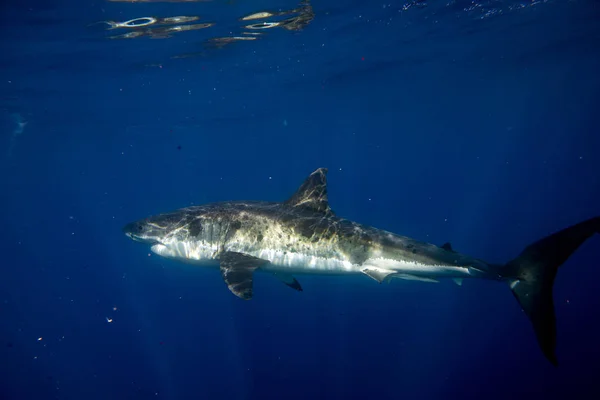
[
  {"x1": 122, "y1": 209, "x2": 213, "y2": 262},
  {"x1": 122, "y1": 212, "x2": 186, "y2": 245}
]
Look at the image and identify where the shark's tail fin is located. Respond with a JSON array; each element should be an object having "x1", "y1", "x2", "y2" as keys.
[{"x1": 504, "y1": 216, "x2": 600, "y2": 365}]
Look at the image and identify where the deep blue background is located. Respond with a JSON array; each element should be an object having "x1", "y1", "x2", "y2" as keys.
[{"x1": 1, "y1": 0, "x2": 600, "y2": 399}]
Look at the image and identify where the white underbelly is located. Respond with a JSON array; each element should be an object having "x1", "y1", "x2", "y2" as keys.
[
  {"x1": 151, "y1": 241, "x2": 359, "y2": 275},
  {"x1": 256, "y1": 248, "x2": 357, "y2": 275},
  {"x1": 150, "y1": 241, "x2": 471, "y2": 279}
]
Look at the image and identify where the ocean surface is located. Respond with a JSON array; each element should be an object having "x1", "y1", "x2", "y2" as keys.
[{"x1": 1, "y1": 0, "x2": 599, "y2": 399}]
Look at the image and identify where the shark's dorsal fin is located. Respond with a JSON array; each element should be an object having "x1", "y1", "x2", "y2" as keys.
[{"x1": 285, "y1": 168, "x2": 333, "y2": 214}]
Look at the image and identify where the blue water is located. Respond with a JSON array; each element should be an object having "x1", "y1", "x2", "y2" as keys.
[{"x1": 1, "y1": 0, "x2": 600, "y2": 399}]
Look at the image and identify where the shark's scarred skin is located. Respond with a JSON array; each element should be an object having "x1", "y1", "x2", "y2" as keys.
[{"x1": 123, "y1": 168, "x2": 600, "y2": 366}]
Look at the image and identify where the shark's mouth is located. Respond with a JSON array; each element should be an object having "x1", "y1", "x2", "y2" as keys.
[
  {"x1": 150, "y1": 243, "x2": 169, "y2": 256},
  {"x1": 125, "y1": 232, "x2": 160, "y2": 245}
]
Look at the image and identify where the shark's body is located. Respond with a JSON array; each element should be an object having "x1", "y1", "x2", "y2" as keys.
[
  {"x1": 124, "y1": 168, "x2": 600, "y2": 365},
  {"x1": 145, "y1": 200, "x2": 492, "y2": 281}
]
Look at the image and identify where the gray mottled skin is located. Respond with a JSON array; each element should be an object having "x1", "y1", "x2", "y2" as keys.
[
  {"x1": 127, "y1": 200, "x2": 491, "y2": 275},
  {"x1": 123, "y1": 167, "x2": 600, "y2": 365}
]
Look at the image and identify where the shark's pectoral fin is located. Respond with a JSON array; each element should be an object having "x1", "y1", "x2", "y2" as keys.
[
  {"x1": 361, "y1": 267, "x2": 396, "y2": 283},
  {"x1": 218, "y1": 251, "x2": 268, "y2": 300},
  {"x1": 273, "y1": 272, "x2": 303, "y2": 292}
]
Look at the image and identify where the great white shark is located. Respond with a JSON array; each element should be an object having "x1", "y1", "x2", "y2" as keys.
[{"x1": 123, "y1": 168, "x2": 599, "y2": 365}]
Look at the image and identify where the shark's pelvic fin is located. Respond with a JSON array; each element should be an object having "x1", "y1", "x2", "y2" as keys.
[
  {"x1": 452, "y1": 278, "x2": 463, "y2": 286},
  {"x1": 362, "y1": 268, "x2": 440, "y2": 284},
  {"x1": 441, "y1": 242, "x2": 455, "y2": 252},
  {"x1": 272, "y1": 272, "x2": 303, "y2": 292},
  {"x1": 361, "y1": 267, "x2": 396, "y2": 283},
  {"x1": 284, "y1": 168, "x2": 333, "y2": 215},
  {"x1": 395, "y1": 274, "x2": 439, "y2": 283},
  {"x1": 218, "y1": 251, "x2": 268, "y2": 300},
  {"x1": 504, "y1": 216, "x2": 600, "y2": 366}
]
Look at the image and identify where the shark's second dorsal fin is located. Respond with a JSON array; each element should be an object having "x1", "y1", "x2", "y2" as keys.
[{"x1": 285, "y1": 168, "x2": 333, "y2": 214}]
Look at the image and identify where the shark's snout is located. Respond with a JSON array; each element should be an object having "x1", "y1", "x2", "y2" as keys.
[
  {"x1": 122, "y1": 221, "x2": 159, "y2": 244},
  {"x1": 122, "y1": 221, "x2": 142, "y2": 236}
]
